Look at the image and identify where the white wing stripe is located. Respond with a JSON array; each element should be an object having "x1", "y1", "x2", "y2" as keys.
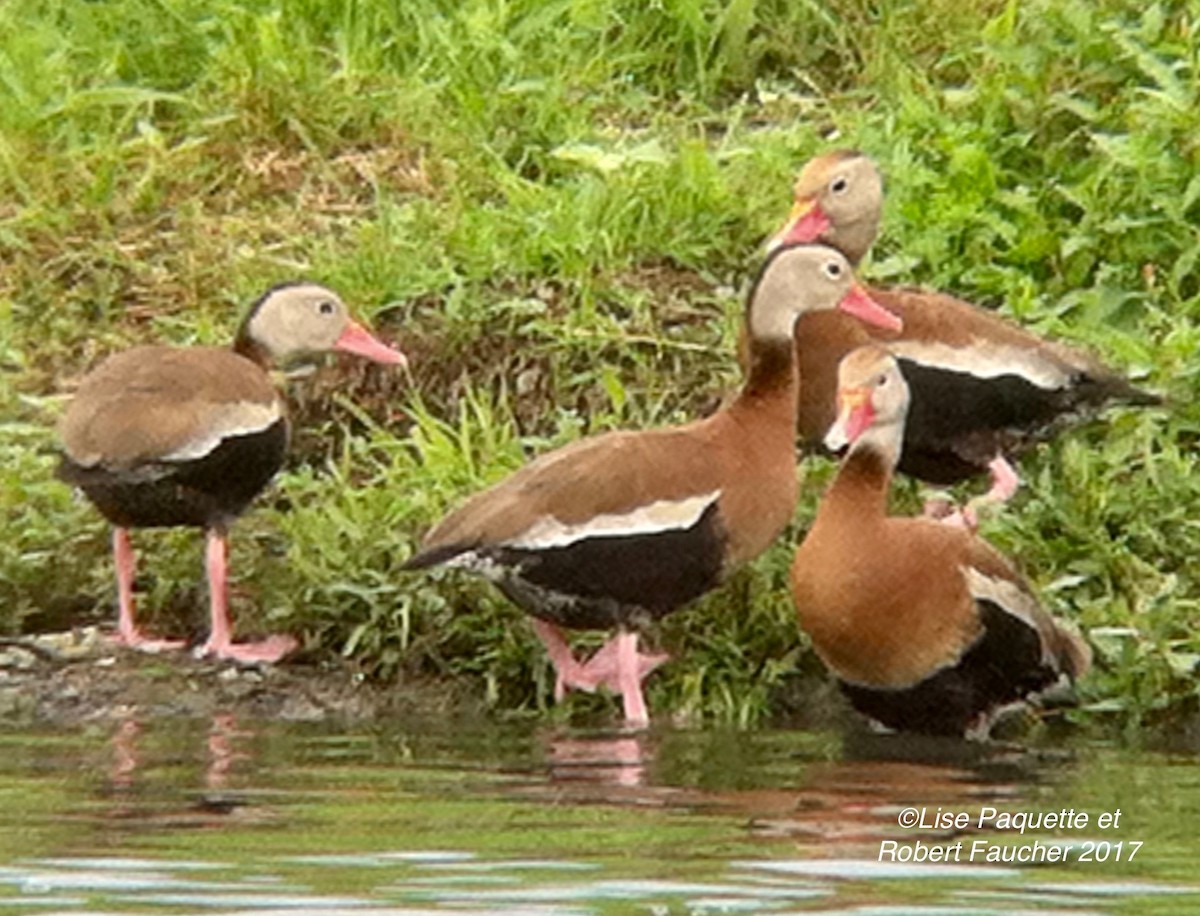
[
  {"x1": 162, "y1": 400, "x2": 283, "y2": 461},
  {"x1": 505, "y1": 490, "x2": 722, "y2": 551},
  {"x1": 962, "y1": 565, "x2": 1054, "y2": 666},
  {"x1": 889, "y1": 340, "x2": 1071, "y2": 390}
]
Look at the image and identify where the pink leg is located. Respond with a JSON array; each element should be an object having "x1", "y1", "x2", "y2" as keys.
[
  {"x1": 933, "y1": 502, "x2": 979, "y2": 532},
  {"x1": 108, "y1": 528, "x2": 185, "y2": 652},
  {"x1": 982, "y1": 455, "x2": 1020, "y2": 505},
  {"x1": 199, "y1": 530, "x2": 297, "y2": 664},
  {"x1": 927, "y1": 455, "x2": 1021, "y2": 532},
  {"x1": 579, "y1": 634, "x2": 669, "y2": 693},
  {"x1": 614, "y1": 631, "x2": 650, "y2": 727},
  {"x1": 530, "y1": 619, "x2": 597, "y2": 700}
]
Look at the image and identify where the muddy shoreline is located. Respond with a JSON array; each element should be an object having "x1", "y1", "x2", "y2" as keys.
[
  {"x1": 8, "y1": 628, "x2": 1193, "y2": 752},
  {"x1": 0, "y1": 627, "x2": 472, "y2": 726}
]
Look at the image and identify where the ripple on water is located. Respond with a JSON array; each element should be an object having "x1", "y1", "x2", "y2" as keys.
[
  {"x1": 390, "y1": 874, "x2": 831, "y2": 910},
  {"x1": 0, "y1": 898, "x2": 88, "y2": 909},
  {"x1": 123, "y1": 892, "x2": 379, "y2": 909},
  {"x1": 284, "y1": 851, "x2": 476, "y2": 868},
  {"x1": 30, "y1": 858, "x2": 224, "y2": 872},
  {"x1": 2, "y1": 721, "x2": 1200, "y2": 914},
  {"x1": 733, "y1": 858, "x2": 1019, "y2": 880},
  {"x1": 416, "y1": 859, "x2": 597, "y2": 872},
  {"x1": 12, "y1": 870, "x2": 244, "y2": 894},
  {"x1": 1028, "y1": 880, "x2": 1200, "y2": 897}
]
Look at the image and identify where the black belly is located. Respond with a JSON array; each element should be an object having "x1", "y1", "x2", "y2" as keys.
[
  {"x1": 484, "y1": 503, "x2": 727, "y2": 631},
  {"x1": 58, "y1": 420, "x2": 288, "y2": 530},
  {"x1": 897, "y1": 359, "x2": 1080, "y2": 484},
  {"x1": 838, "y1": 599, "x2": 1059, "y2": 736}
]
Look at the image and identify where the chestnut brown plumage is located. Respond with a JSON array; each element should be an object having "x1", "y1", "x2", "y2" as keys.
[
  {"x1": 770, "y1": 150, "x2": 1159, "y2": 523},
  {"x1": 790, "y1": 346, "x2": 1091, "y2": 737},
  {"x1": 58, "y1": 281, "x2": 407, "y2": 663},
  {"x1": 405, "y1": 244, "x2": 902, "y2": 726}
]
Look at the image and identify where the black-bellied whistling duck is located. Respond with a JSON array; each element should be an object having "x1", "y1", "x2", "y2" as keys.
[
  {"x1": 403, "y1": 244, "x2": 902, "y2": 726},
  {"x1": 58, "y1": 282, "x2": 407, "y2": 664},
  {"x1": 770, "y1": 150, "x2": 1159, "y2": 525},
  {"x1": 790, "y1": 345, "x2": 1092, "y2": 737}
]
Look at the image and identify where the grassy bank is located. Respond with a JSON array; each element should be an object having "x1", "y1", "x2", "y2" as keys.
[{"x1": 2, "y1": 0, "x2": 1196, "y2": 730}]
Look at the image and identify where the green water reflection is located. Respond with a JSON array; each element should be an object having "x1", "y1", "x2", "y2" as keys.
[{"x1": 0, "y1": 717, "x2": 1197, "y2": 913}]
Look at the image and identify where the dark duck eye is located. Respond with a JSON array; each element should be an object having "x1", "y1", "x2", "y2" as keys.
[
  {"x1": 318, "y1": 300, "x2": 336, "y2": 316},
  {"x1": 831, "y1": 176, "x2": 849, "y2": 194}
]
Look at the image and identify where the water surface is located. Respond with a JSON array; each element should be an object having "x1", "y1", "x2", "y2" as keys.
[{"x1": 0, "y1": 716, "x2": 1196, "y2": 913}]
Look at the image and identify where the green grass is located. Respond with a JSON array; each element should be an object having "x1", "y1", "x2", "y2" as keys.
[{"x1": 2, "y1": 0, "x2": 1197, "y2": 730}]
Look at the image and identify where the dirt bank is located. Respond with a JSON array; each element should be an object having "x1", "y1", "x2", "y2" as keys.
[{"x1": 0, "y1": 627, "x2": 469, "y2": 726}]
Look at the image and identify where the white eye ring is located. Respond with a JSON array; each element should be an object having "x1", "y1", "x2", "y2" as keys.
[
  {"x1": 831, "y1": 176, "x2": 849, "y2": 195},
  {"x1": 318, "y1": 300, "x2": 337, "y2": 315},
  {"x1": 824, "y1": 261, "x2": 843, "y2": 279}
]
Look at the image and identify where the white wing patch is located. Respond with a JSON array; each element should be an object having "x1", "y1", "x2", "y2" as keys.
[
  {"x1": 962, "y1": 565, "x2": 1054, "y2": 667},
  {"x1": 889, "y1": 339, "x2": 1072, "y2": 390},
  {"x1": 443, "y1": 552, "x2": 507, "y2": 581},
  {"x1": 162, "y1": 400, "x2": 283, "y2": 462},
  {"x1": 505, "y1": 490, "x2": 722, "y2": 551}
]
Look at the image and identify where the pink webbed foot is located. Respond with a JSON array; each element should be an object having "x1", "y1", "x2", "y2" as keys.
[
  {"x1": 199, "y1": 634, "x2": 299, "y2": 665},
  {"x1": 574, "y1": 631, "x2": 667, "y2": 728},
  {"x1": 528, "y1": 620, "x2": 667, "y2": 725},
  {"x1": 200, "y1": 529, "x2": 297, "y2": 665},
  {"x1": 530, "y1": 619, "x2": 598, "y2": 701},
  {"x1": 107, "y1": 630, "x2": 187, "y2": 654},
  {"x1": 579, "y1": 635, "x2": 669, "y2": 694}
]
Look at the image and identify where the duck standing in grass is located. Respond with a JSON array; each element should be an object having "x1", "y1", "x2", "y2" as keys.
[
  {"x1": 770, "y1": 150, "x2": 1159, "y2": 525},
  {"x1": 58, "y1": 282, "x2": 408, "y2": 664},
  {"x1": 404, "y1": 244, "x2": 901, "y2": 726},
  {"x1": 790, "y1": 345, "x2": 1091, "y2": 737}
]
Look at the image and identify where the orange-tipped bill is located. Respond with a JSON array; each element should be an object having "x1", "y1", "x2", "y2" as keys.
[
  {"x1": 824, "y1": 387, "x2": 875, "y2": 452},
  {"x1": 837, "y1": 284, "x2": 902, "y2": 332},
  {"x1": 767, "y1": 199, "x2": 831, "y2": 251},
  {"x1": 335, "y1": 320, "x2": 409, "y2": 367}
]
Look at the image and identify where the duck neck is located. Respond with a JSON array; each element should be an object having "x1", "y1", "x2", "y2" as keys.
[
  {"x1": 232, "y1": 322, "x2": 273, "y2": 369},
  {"x1": 728, "y1": 335, "x2": 798, "y2": 431},
  {"x1": 822, "y1": 444, "x2": 892, "y2": 522},
  {"x1": 830, "y1": 218, "x2": 877, "y2": 268}
]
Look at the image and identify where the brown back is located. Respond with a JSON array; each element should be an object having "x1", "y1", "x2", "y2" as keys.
[
  {"x1": 419, "y1": 381, "x2": 799, "y2": 573},
  {"x1": 61, "y1": 346, "x2": 279, "y2": 469}
]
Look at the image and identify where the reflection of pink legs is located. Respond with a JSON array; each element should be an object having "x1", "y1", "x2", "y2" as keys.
[
  {"x1": 926, "y1": 455, "x2": 1021, "y2": 532},
  {"x1": 109, "y1": 716, "x2": 252, "y2": 797},
  {"x1": 207, "y1": 713, "x2": 249, "y2": 790},
  {"x1": 199, "y1": 530, "x2": 297, "y2": 664},
  {"x1": 108, "y1": 528, "x2": 185, "y2": 652},
  {"x1": 110, "y1": 718, "x2": 141, "y2": 790},
  {"x1": 530, "y1": 619, "x2": 597, "y2": 700}
]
